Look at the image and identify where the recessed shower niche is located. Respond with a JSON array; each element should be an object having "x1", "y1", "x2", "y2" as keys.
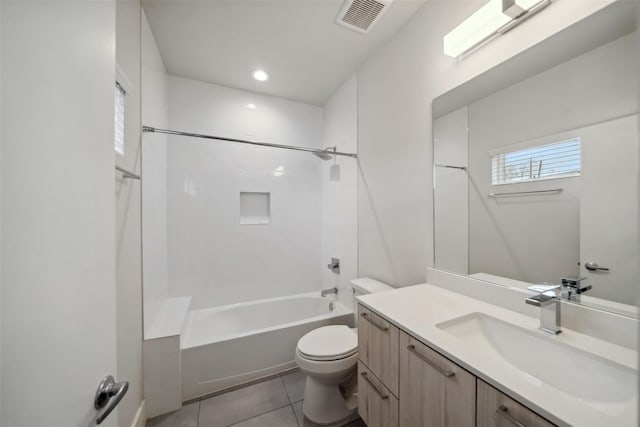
[{"x1": 240, "y1": 191, "x2": 271, "y2": 225}]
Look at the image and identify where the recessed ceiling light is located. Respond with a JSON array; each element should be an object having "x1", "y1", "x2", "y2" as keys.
[
  {"x1": 253, "y1": 69, "x2": 269, "y2": 82},
  {"x1": 246, "y1": 103, "x2": 257, "y2": 110}
]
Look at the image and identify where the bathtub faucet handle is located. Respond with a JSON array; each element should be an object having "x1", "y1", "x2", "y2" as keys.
[
  {"x1": 321, "y1": 287, "x2": 338, "y2": 297},
  {"x1": 327, "y1": 258, "x2": 340, "y2": 274}
]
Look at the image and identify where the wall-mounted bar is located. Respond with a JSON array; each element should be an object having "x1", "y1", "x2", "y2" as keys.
[
  {"x1": 435, "y1": 163, "x2": 467, "y2": 171},
  {"x1": 142, "y1": 126, "x2": 358, "y2": 159},
  {"x1": 116, "y1": 165, "x2": 141, "y2": 180},
  {"x1": 488, "y1": 188, "x2": 563, "y2": 198}
]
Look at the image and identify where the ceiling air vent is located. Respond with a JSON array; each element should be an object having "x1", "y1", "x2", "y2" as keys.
[{"x1": 335, "y1": 0, "x2": 394, "y2": 34}]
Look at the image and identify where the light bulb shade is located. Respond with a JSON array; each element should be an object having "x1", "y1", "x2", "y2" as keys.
[
  {"x1": 443, "y1": 0, "x2": 549, "y2": 58},
  {"x1": 515, "y1": 0, "x2": 543, "y2": 10},
  {"x1": 444, "y1": 0, "x2": 511, "y2": 57}
]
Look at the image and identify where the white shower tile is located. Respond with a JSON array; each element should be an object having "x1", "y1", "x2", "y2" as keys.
[{"x1": 165, "y1": 77, "x2": 324, "y2": 310}]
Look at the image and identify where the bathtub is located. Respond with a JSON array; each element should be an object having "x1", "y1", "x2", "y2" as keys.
[{"x1": 181, "y1": 292, "x2": 354, "y2": 400}]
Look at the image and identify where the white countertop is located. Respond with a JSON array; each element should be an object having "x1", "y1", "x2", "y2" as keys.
[{"x1": 357, "y1": 284, "x2": 638, "y2": 427}]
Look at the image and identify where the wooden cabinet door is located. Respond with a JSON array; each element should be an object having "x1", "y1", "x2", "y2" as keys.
[
  {"x1": 399, "y1": 331, "x2": 476, "y2": 427},
  {"x1": 358, "y1": 304, "x2": 399, "y2": 396},
  {"x1": 358, "y1": 362, "x2": 399, "y2": 427},
  {"x1": 477, "y1": 380, "x2": 556, "y2": 427}
]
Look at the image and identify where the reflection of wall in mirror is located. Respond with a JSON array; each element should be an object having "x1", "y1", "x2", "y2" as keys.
[
  {"x1": 434, "y1": 106, "x2": 469, "y2": 275},
  {"x1": 435, "y1": 32, "x2": 637, "y2": 288}
]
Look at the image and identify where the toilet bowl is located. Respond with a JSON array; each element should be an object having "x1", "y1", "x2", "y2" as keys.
[
  {"x1": 295, "y1": 277, "x2": 393, "y2": 425},
  {"x1": 295, "y1": 325, "x2": 358, "y2": 425}
]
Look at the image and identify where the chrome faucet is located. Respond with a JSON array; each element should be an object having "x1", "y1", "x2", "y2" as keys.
[
  {"x1": 560, "y1": 276, "x2": 591, "y2": 302},
  {"x1": 526, "y1": 284, "x2": 561, "y2": 335},
  {"x1": 321, "y1": 287, "x2": 338, "y2": 297}
]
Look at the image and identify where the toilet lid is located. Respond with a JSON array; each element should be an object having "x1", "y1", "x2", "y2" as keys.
[{"x1": 297, "y1": 325, "x2": 357, "y2": 361}]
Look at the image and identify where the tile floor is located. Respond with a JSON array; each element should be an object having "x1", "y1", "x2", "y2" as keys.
[{"x1": 146, "y1": 370, "x2": 367, "y2": 427}]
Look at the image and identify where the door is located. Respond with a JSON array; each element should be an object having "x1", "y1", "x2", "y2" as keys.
[
  {"x1": 580, "y1": 114, "x2": 639, "y2": 304},
  {"x1": 2, "y1": 2, "x2": 120, "y2": 426}
]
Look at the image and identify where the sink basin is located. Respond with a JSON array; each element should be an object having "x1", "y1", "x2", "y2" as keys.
[{"x1": 436, "y1": 312, "x2": 637, "y2": 408}]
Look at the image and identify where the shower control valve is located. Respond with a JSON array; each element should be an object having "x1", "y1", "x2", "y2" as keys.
[{"x1": 327, "y1": 258, "x2": 340, "y2": 274}]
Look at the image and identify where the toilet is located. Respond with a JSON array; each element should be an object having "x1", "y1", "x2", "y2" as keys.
[{"x1": 295, "y1": 278, "x2": 393, "y2": 425}]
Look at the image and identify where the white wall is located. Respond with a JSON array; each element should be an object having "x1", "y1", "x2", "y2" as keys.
[
  {"x1": 115, "y1": 2, "x2": 144, "y2": 426},
  {"x1": 356, "y1": 0, "x2": 617, "y2": 287},
  {"x1": 1, "y1": 2, "x2": 118, "y2": 426},
  {"x1": 466, "y1": 33, "x2": 636, "y2": 284},
  {"x1": 142, "y1": 10, "x2": 169, "y2": 310},
  {"x1": 166, "y1": 77, "x2": 324, "y2": 309},
  {"x1": 321, "y1": 74, "x2": 359, "y2": 309},
  {"x1": 636, "y1": 11, "x2": 639, "y2": 406},
  {"x1": 0, "y1": 3, "x2": 3, "y2": 420}
]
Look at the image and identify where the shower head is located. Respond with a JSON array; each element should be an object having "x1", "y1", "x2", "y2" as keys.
[
  {"x1": 312, "y1": 147, "x2": 336, "y2": 161},
  {"x1": 312, "y1": 151, "x2": 333, "y2": 161}
]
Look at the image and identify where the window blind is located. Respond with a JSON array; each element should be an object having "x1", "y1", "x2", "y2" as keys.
[{"x1": 491, "y1": 138, "x2": 580, "y2": 185}]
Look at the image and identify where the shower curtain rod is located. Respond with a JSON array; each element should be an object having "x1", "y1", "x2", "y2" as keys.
[{"x1": 142, "y1": 126, "x2": 358, "y2": 158}]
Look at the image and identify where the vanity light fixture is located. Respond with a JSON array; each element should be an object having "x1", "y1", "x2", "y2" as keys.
[
  {"x1": 252, "y1": 69, "x2": 269, "y2": 81},
  {"x1": 444, "y1": 0, "x2": 551, "y2": 58}
]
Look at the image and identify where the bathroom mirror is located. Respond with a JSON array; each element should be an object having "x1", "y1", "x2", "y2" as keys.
[{"x1": 432, "y1": 1, "x2": 638, "y2": 317}]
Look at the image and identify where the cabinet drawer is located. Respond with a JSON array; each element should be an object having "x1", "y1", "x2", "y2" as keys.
[
  {"x1": 399, "y1": 331, "x2": 476, "y2": 427},
  {"x1": 358, "y1": 361, "x2": 399, "y2": 427},
  {"x1": 358, "y1": 304, "x2": 399, "y2": 396},
  {"x1": 477, "y1": 380, "x2": 556, "y2": 427}
]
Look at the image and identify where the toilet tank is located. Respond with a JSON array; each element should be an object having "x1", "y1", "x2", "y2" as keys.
[{"x1": 351, "y1": 277, "x2": 393, "y2": 327}]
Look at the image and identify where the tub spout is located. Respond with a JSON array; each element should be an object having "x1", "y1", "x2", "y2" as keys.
[{"x1": 321, "y1": 287, "x2": 338, "y2": 297}]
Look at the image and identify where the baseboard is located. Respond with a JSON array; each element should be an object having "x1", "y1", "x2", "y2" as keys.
[{"x1": 130, "y1": 399, "x2": 147, "y2": 427}]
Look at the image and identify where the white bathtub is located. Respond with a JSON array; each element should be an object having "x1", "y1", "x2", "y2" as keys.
[{"x1": 181, "y1": 292, "x2": 354, "y2": 400}]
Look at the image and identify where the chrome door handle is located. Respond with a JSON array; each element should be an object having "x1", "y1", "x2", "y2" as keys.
[
  {"x1": 360, "y1": 372, "x2": 388, "y2": 400},
  {"x1": 585, "y1": 262, "x2": 609, "y2": 271},
  {"x1": 360, "y1": 312, "x2": 389, "y2": 331},
  {"x1": 496, "y1": 404, "x2": 526, "y2": 427},
  {"x1": 407, "y1": 345, "x2": 455, "y2": 377},
  {"x1": 95, "y1": 375, "x2": 129, "y2": 424}
]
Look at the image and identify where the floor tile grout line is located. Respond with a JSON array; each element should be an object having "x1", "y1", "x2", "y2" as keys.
[
  {"x1": 189, "y1": 372, "x2": 302, "y2": 427},
  {"x1": 280, "y1": 371, "x2": 304, "y2": 426},
  {"x1": 280, "y1": 373, "x2": 302, "y2": 427},
  {"x1": 221, "y1": 402, "x2": 293, "y2": 427},
  {"x1": 187, "y1": 369, "x2": 299, "y2": 406},
  {"x1": 290, "y1": 402, "x2": 301, "y2": 427},
  {"x1": 280, "y1": 374, "x2": 293, "y2": 405}
]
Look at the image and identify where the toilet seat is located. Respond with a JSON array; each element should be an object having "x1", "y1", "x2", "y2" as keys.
[{"x1": 297, "y1": 325, "x2": 357, "y2": 361}]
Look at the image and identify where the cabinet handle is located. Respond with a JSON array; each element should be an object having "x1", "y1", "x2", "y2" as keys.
[
  {"x1": 360, "y1": 312, "x2": 389, "y2": 331},
  {"x1": 360, "y1": 372, "x2": 389, "y2": 400},
  {"x1": 496, "y1": 404, "x2": 526, "y2": 427},
  {"x1": 407, "y1": 344, "x2": 455, "y2": 377}
]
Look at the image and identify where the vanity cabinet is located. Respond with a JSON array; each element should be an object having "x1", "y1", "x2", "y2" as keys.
[
  {"x1": 356, "y1": 303, "x2": 558, "y2": 427},
  {"x1": 477, "y1": 380, "x2": 556, "y2": 427},
  {"x1": 399, "y1": 331, "x2": 476, "y2": 426},
  {"x1": 358, "y1": 361, "x2": 399, "y2": 427},
  {"x1": 357, "y1": 304, "x2": 399, "y2": 396}
]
